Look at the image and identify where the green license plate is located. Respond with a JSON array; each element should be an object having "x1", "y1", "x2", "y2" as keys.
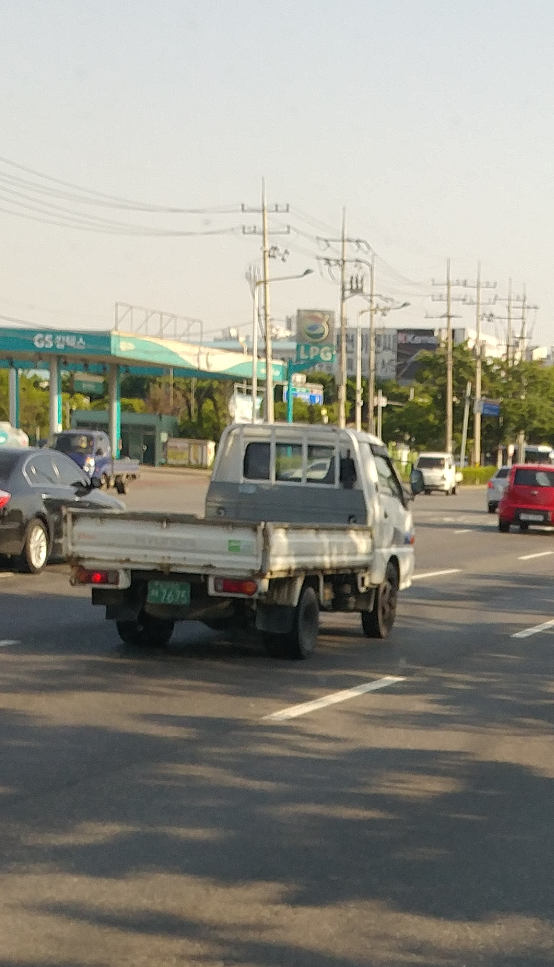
[{"x1": 147, "y1": 580, "x2": 191, "y2": 606}]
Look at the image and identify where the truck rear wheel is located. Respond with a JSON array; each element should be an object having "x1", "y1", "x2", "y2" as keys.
[
  {"x1": 116, "y1": 612, "x2": 174, "y2": 647},
  {"x1": 264, "y1": 585, "x2": 319, "y2": 660},
  {"x1": 361, "y1": 563, "x2": 398, "y2": 639}
]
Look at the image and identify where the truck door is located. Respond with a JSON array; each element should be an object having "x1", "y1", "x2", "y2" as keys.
[{"x1": 369, "y1": 445, "x2": 414, "y2": 587}]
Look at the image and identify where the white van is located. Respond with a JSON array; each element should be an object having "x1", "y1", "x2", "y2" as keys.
[{"x1": 415, "y1": 451, "x2": 461, "y2": 495}]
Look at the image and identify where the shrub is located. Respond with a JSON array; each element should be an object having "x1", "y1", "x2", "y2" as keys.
[{"x1": 460, "y1": 465, "x2": 496, "y2": 485}]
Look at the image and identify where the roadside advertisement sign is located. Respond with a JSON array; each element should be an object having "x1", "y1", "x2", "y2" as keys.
[
  {"x1": 296, "y1": 310, "x2": 335, "y2": 346},
  {"x1": 396, "y1": 329, "x2": 438, "y2": 381}
]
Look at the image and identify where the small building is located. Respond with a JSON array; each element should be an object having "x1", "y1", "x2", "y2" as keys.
[{"x1": 71, "y1": 410, "x2": 179, "y2": 465}]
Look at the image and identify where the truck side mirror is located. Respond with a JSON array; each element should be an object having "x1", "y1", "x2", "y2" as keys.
[{"x1": 409, "y1": 468, "x2": 425, "y2": 497}]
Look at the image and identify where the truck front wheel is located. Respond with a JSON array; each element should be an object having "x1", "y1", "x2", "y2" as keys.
[
  {"x1": 361, "y1": 563, "x2": 398, "y2": 639},
  {"x1": 264, "y1": 585, "x2": 319, "y2": 660},
  {"x1": 116, "y1": 612, "x2": 174, "y2": 647}
]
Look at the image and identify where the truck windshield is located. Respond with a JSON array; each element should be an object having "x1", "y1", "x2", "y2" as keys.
[
  {"x1": 417, "y1": 456, "x2": 444, "y2": 469},
  {"x1": 53, "y1": 433, "x2": 94, "y2": 455}
]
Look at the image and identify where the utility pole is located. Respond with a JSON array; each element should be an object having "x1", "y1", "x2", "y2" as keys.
[
  {"x1": 261, "y1": 180, "x2": 273, "y2": 421},
  {"x1": 520, "y1": 284, "x2": 527, "y2": 361},
  {"x1": 428, "y1": 259, "x2": 467, "y2": 454},
  {"x1": 446, "y1": 258, "x2": 453, "y2": 454},
  {"x1": 242, "y1": 183, "x2": 290, "y2": 423},
  {"x1": 368, "y1": 255, "x2": 376, "y2": 434},
  {"x1": 460, "y1": 264, "x2": 496, "y2": 465},
  {"x1": 317, "y1": 225, "x2": 370, "y2": 428},
  {"x1": 338, "y1": 208, "x2": 348, "y2": 427},
  {"x1": 507, "y1": 278, "x2": 513, "y2": 366}
]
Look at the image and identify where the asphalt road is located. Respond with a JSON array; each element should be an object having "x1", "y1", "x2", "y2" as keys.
[{"x1": 1, "y1": 479, "x2": 553, "y2": 966}]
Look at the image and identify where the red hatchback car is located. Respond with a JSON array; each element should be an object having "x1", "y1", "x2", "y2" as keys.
[{"x1": 498, "y1": 463, "x2": 554, "y2": 532}]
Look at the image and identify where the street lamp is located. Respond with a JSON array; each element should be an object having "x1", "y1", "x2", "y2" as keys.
[{"x1": 249, "y1": 268, "x2": 313, "y2": 423}]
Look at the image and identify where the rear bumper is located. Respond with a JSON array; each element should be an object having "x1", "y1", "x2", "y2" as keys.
[{"x1": 499, "y1": 506, "x2": 552, "y2": 524}]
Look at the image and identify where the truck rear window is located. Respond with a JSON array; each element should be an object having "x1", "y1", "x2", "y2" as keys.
[
  {"x1": 243, "y1": 442, "x2": 270, "y2": 480},
  {"x1": 514, "y1": 468, "x2": 554, "y2": 487},
  {"x1": 417, "y1": 456, "x2": 445, "y2": 469}
]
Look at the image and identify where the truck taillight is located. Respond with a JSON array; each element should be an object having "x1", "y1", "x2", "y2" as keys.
[
  {"x1": 0, "y1": 490, "x2": 10, "y2": 510},
  {"x1": 73, "y1": 566, "x2": 120, "y2": 586},
  {"x1": 214, "y1": 577, "x2": 258, "y2": 596}
]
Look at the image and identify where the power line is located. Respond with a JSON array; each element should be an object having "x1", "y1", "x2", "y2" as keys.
[{"x1": 0, "y1": 155, "x2": 240, "y2": 214}]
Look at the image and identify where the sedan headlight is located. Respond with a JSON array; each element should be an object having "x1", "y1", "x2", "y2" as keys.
[{"x1": 83, "y1": 456, "x2": 95, "y2": 473}]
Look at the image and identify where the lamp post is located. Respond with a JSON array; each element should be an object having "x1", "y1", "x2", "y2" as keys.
[{"x1": 249, "y1": 268, "x2": 313, "y2": 423}]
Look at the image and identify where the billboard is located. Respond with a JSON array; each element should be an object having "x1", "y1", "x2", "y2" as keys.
[
  {"x1": 396, "y1": 328, "x2": 439, "y2": 381},
  {"x1": 296, "y1": 310, "x2": 335, "y2": 346}
]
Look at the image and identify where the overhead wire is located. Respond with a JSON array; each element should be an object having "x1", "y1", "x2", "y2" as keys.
[{"x1": 0, "y1": 155, "x2": 240, "y2": 214}]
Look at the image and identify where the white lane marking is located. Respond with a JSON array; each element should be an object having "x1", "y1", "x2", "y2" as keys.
[
  {"x1": 411, "y1": 568, "x2": 461, "y2": 581},
  {"x1": 0, "y1": 573, "x2": 15, "y2": 580},
  {"x1": 263, "y1": 676, "x2": 406, "y2": 722},
  {"x1": 511, "y1": 619, "x2": 554, "y2": 639},
  {"x1": 454, "y1": 529, "x2": 471, "y2": 534},
  {"x1": 0, "y1": 640, "x2": 20, "y2": 647},
  {"x1": 518, "y1": 550, "x2": 554, "y2": 561}
]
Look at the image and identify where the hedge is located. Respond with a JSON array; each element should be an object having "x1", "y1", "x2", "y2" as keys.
[{"x1": 460, "y1": 465, "x2": 496, "y2": 485}]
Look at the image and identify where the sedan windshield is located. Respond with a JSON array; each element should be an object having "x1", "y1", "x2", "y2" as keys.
[
  {"x1": 53, "y1": 433, "x2": 94, "y2": 456},
  {"x1": 513, "y1": 468, "x2": 554, "y2": 487}
]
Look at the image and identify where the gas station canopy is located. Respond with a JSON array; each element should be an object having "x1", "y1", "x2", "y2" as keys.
[{"x1": 0, "y1": 325, "x2": 285, "y2": 455}]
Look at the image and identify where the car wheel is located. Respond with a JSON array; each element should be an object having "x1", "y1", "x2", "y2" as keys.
[
  {"x1": 101, "y1": 473, "x2": 110, "y2": 490},
  {"x1": 115, "y1": 477, "x2": 127, "y2": 495},
  {"x1": 361, "y1": 563, "x2": 398, "y2": 639},
  {"x1": 424, "y1": 489, "x2": 431, "y2": 495},
  {"x1": 264, "y1": 585, "x2": 319, "y2": 660},
  {"x1": 498, "y1": 519, "x2": 510, "y2": 533},
  {"x1": 487, "y1": 503, "x2": 496, "y2": 514},
  {"x1": 519, "y1": 522, "x2": 529, "y2": 533},
  {"x1": 452, "y1": 486, "x2": 457, "y2": 496},
  {"x1": 117, "y1": 612, "x2": 174, "y2": 647},
  {"x1": 18, "y1": 519, "x2": 49, "y2": 574}
]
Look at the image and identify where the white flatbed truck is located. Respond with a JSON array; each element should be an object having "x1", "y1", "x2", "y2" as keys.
[{"x1": 64, "y1": 423, "x2": 423, "y2": 659}]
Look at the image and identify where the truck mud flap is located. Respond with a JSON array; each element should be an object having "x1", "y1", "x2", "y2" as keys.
[{"x1": 256, "y1": 603, "x2": 295, "y2": 634}]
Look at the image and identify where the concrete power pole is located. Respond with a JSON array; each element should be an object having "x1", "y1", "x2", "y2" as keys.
[
  {"x1": 445, "y1": 258, "x2": 453, "y2": 454},
  {"x1": 241, "y1": 184, "x2": 290, "y2": 423},
  {"x1": 338, "y1": 208, "x2": 348, "y2": 428},
  {"x1": 367, "y1": 257, "x2": 376, "y2": 434},
  {"x1": 261, "y1": 180, "x2": 273, "y2": 422},
  {"x1": 474, "y1": 262, "x2": 482, "y2": 466}
]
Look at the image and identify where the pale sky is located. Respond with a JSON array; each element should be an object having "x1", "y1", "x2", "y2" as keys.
[{"x1": 0, "y1": 0, "x2": 553, "y2": 348}]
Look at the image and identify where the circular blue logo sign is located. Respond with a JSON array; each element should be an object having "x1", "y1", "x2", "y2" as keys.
[{"x1": 299, "y1": 312, "x2": 331, "y2": 343}]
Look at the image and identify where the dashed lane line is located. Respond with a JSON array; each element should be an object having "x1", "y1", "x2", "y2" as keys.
[
  {"x1": 454, "y1": 529, "x2": 471, "y2": 534},
  {"x1": 411, "y1": 568, "x2": 462, "y2": 581},
  {"x1": 263, "y1": 676, "x2": 406, "y2": 722},
  {"x1": 518, "y1": 550, "x2": 554, "y2": 561},
  {"x1": 511, "y1": 619, "x2": 554, "y2": 639},
  {"x1": 0, "y1": 640, "x2": 20, "y2": 647}
]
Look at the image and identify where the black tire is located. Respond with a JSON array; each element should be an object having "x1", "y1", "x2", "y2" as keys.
[
  {"x1": 452, "y1": 486, "x2": 457, "y2": 496},
  {"x1": 487, "y1": 503, "x2": 496, "y2": 514},
  {"x1": 117, "y1": 611, "x2": 174, "y2": 647},
  {"x1": 498, "y1": 519, "x2": 510, "y2": 533},
  {"x1": 264, "y1": 585, "x2": 319, "y2": 660},
  {"x1": 361, "y1": 563, "x2": 398, "y2": 639},
  {"x1": 101, "y1": 473, "x2": 110, "y2": 490},
  {"x1": 424, "y1": 489, "x2": 431, "y2": 495},
  {"x1": 519, "y1": 522, "x2": 529, "y2": 533},
  {"x1": 18, "y1": 518, "x2": 49, "y2": 574},
  {"x1": 115, "y1": 477, "x2": 127, "y2": 495}
]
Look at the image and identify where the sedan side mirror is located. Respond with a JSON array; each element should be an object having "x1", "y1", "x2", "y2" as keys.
[{"x1": 409, "y1": 468, "x2": 425, "y2": 497}]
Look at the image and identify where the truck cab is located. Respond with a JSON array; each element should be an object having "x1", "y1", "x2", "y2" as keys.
[{"x1": 206, "y1": 422, "x2": 418, "y2": 590}]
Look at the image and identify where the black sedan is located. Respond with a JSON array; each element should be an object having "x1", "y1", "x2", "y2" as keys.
[{"x1": 0, "y1": 447, "x2": 124, "y2": 574}]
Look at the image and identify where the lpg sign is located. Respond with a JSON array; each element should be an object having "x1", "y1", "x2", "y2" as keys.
[{"x1": 296, "y1": 310, "x2": 335, "y2": 345}]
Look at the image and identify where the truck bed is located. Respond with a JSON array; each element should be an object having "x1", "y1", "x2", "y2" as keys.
[{"x1": 63, "y1": 509, "x2": 374, "y2": 579}]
